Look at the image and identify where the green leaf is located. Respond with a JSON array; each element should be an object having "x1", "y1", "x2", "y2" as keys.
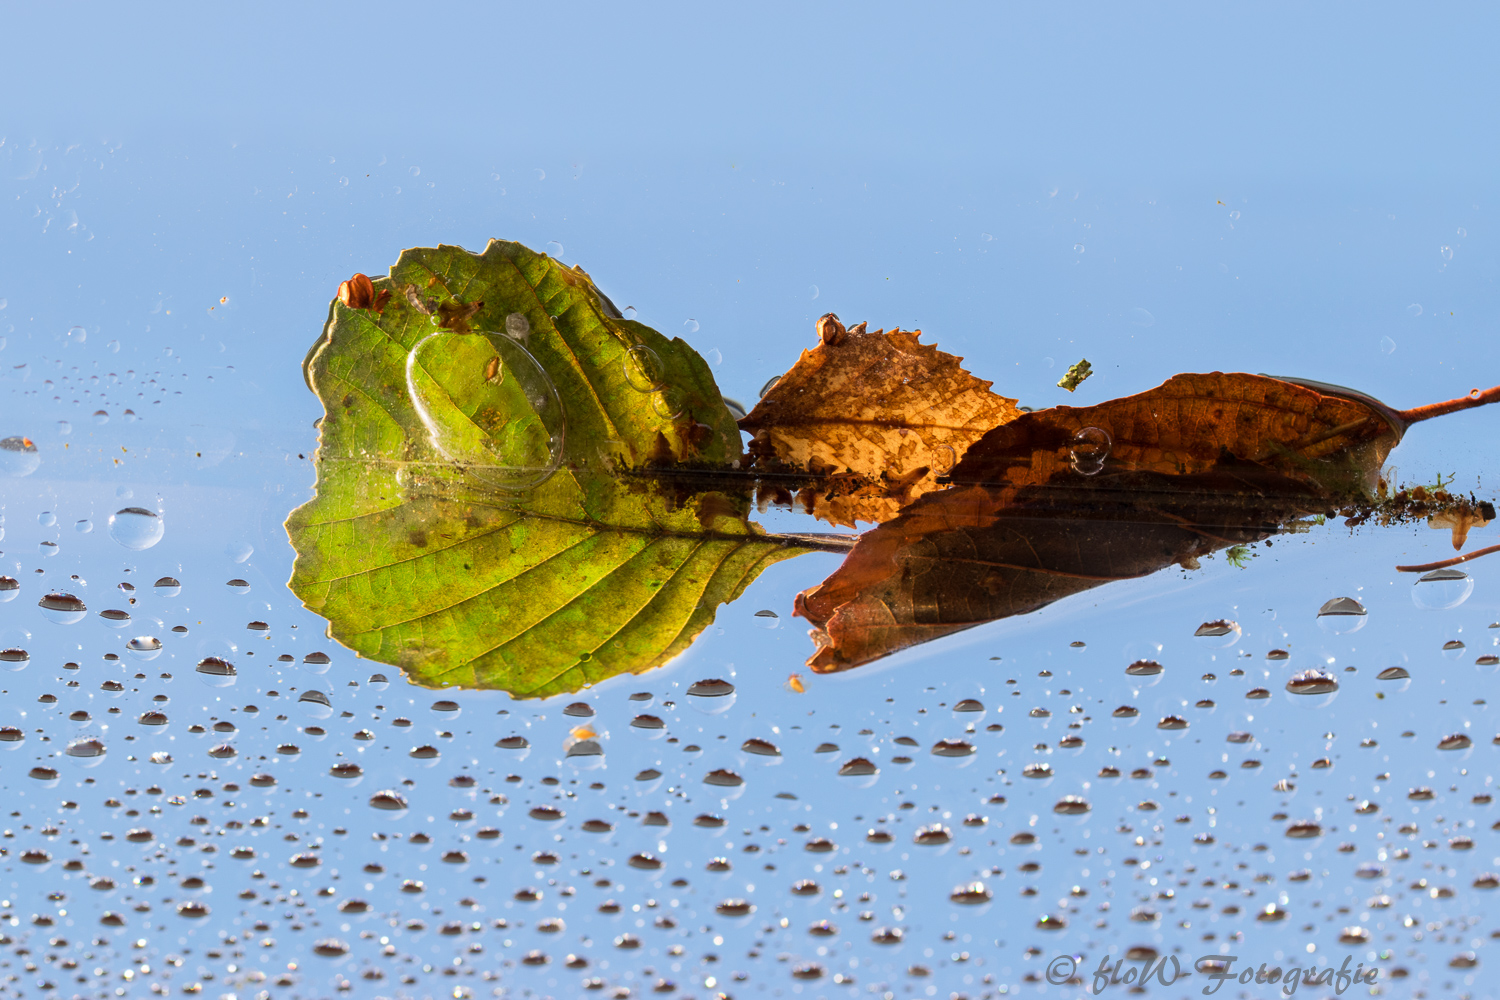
[{"x1": 286, "y1": 240, "x2": 812, "y2": 699}]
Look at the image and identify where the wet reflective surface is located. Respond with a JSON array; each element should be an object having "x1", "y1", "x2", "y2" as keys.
[{"x1": 6, "y1": 6, "x2": 1500, "y2": 998}]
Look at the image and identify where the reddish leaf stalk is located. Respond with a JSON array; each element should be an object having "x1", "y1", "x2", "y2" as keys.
[{"x1": 1397, "y1": 384, "x2": 1500, "y2": 425}]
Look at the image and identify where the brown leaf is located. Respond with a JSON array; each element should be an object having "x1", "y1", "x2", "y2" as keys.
[
  {"x1": 796, "y1": 372, "x2": 1444, "y2": 673},
  {"x1": 739, "y1": 314, "x2": 1020, "y2": 526},
  {"x1": 948, "y1": 372, "x2": 1407, "y2": 497},
  {"x1": 1430, "y1": 507, "x2": 1492, "y2": 550},
  {"x1": 337, "y1": 273, "x2": 375, "y2": 310}
]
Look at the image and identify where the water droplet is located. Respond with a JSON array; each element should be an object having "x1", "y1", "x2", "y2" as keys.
[
  {"x1": 37, "y1": 511, "x2": 55, "y2": 527},
  {"x1": 1413, "y1": 568, "x2": 1473, "y2": 609},
  {"x1": 751, "y1": 608, "x2": 779, "y2": 630},
  {"x1": 0, "y1": 436, "x2": 40, "y2": 477},
  {"x1": 758, "y1": 374, "x2": 782, "y2": 398},
  {"x1": 810, "y1": 284, "x2": 820, "y2": 299},
  {"x1": 952, "y1": 698, "x2": 985, "y2": 718},
  {"x1": 1069, "y1": 426, "x2": 1111, "y2": 475},
  {"x1": 949, "y1": 881, "x2": 992, "y2": 905},
  {"x1": 1286, "y1": 669, "x2": 1339, "y2": 697},
  {"x1": 66, "y1": 737, "x2": 107, "y2": 766},
  {"x1": 125, "y1": 636, "x2": 162, "y2": 660},
  {"x1": 407, "y1": 331, "x2": 565, "y2": 491},
  {"x1": 1073, "y1": 243, "x2": 1086, "y2": 254},
  {"x1": 38, "y1": 540, "x2": 58, "y2": 557},
  {"x1": 1193, "y1": 619, "x2": 1241, "y2": 647},
  {"x1": 194, "y1": 656, "x2": 237, "y2": 688},
  {"x1": 153, "y1": 577, "x2": 181, "y2": 597},
  {"x1": 622, "y1": 305, "x2": 637, "y2": 320},
  {"x1": 1440, "y1": 245, "x2": 1454, "y2": 260},
  {"x1": 92, "y1": 409, "x2": 108, "y2": 425},
  {"x1": 38, "y1": 592, "x2": 87, "y2": 624},
  {"x1": 74, "y1": 519, "x2": 91, "y2": 533},
  {"x1": 99, "y1": 609, "x2": 130, "y2": 628},
  {"x1": 298, "y1": 690, "x2": 333, "y2": 719},
  {"x1": 226, "y1": 541, "x2": 254, "y2": 563},
  {"x1": 683, "y1": 319, "x2": 701, "y2": 334},
  {"x1": 545, "y1": 240, "x2": 564, "y2": 257},
  {"x1": 931, "y1": 738, "x2": 976, "y2": 759},
  {"x1": 686, "y1": 679, "x2": 736, "y2": 714},
  {"x1": 66, "y1": 325, "x2": 86, "y2": 344},
  {"x1": 723, "y1": 397, "x2": 747, "y2": 420},
  {"x1": 107, "y1": 508, "x2": 163, "y2": 550},
  {"x1": 1380, "y1": 336, "x2": 1397, "y2": 355},
  {"x1": 1128, "y1": 307, "x2": 1155, "y2": 327},
  {"x1": 1317, "y1": 596, "x2": 1367, "y2": 633},
  {"x1": 0, "y1": 648, "x2": 28, "y2": 672}
]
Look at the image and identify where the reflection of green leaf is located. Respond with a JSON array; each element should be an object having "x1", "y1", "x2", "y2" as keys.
[{"x1": 286, "y1": 241, "x2": 812, "y2": 699}]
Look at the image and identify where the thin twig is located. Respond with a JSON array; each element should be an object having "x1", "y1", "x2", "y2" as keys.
[
  {"x1": 1397, "y1": 384, "x2": 1500, "y2": 424},
  {"x1": 1396, "y1": 542, "x2": 1500, "y2": 573}
]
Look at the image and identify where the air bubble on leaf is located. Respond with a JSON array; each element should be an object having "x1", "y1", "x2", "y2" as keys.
[
  {"x1": 1317, "y1": 596, "x2": 1367, "y2": 633},
  {"x1": 686, "y1": 678, "x2": 736, "y2": 714},
  {"x1": 651, "y1": 384, "x2": 686, "y2": 421},
  {"x1": 931, "y1": 443, "x2": 958, "y2": 476},
  {"x1": 38, "y1": 592, "x2": 87, "y2": 624},
  {"x1": 1069, "y1": 426, "x2": 1111, "y2": 475},
  {"x1": 1413, "y1": 569, "x2": 1473, "y2": 610},
  {"x1": 623, "y1": 345, "x2": 666, "y2": 392},
  {"x1": 125, "y1": 636, "x2": 162, "y2": 660},
  {"x1": 107, "y1": 508, "x2": 163, "y2": 550},
  {"x1": 406, "y1": 330, "x2": 565, "y2": 492},
  {"x1": 504, "y1": 312, "x2": 530, "y2": 341},
  {"x1": 0, "y1": 437, "x2": 40, "y2": 478}
]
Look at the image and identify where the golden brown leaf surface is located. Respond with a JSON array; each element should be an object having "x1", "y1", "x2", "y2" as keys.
[
  {"x1": 949, "y1": 372, "x2": 1403, "y2": 495},
  {"x1": 797, "y1": 372, "x2": 1412, "y2": 673},
  {"x1": 739, "y1": 315, "x2": 1020, "y2": 526}
]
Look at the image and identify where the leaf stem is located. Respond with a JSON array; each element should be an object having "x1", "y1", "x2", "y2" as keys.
[
  {"x1": 1396, "y1": 542, "x2": 1500, "y2": 573},
  {"x1": 1397, "y1": 384, "x2": 1500, "y2": 424}
]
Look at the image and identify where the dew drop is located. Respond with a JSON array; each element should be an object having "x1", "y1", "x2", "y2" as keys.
[
  {"x1": 1413, "y1": 568, "x2": 1473, "y2": 609},
  {"x1": 107, "y1": 507, "x2": 164, "y2": 550},
  {"x1": 38, "y1": 592, "x2": 87, "y2": 624},
  {"x1": 0, "y1": 436, "x2": 40, "y2": 477}
]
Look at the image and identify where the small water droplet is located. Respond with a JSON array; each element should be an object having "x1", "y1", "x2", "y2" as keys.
[
  {"x1": 125, "y1": 636, "x2": 162, "y2": 660},
  {"x1": 1069, "y1": 426, "x2": 1111, "y2": 475},
  {"x1": 1380, "y1": 336, "x2": 1397, "y2": 355},
  {"x1": 0, "y1": 437, "x2": 40, "y2": 478},
  {"x1": 38, "y1": 511, "x2": 55, "y2": 527},
  {"x1": 545, "y1": 240, "x2": 564, "y2": 257},
  {"x1": 687, "y1": 679, "x2": 736, "y2": 714},
  {"x1": 758, "y1": 374, "x2": 782, "y2": 398},
  {"x1": 38, "y1": 592, "x2": 87, "y2": 624},
  {"x1": 153, "y1": 577, "x2": 181, "y2": 597},
  {"x1": 74, "y1": 519, "x2": 92, "y2": 533},
  {"x1": 1128, "y1": 307, "x2": 1155, "y2": 327},
  {"x1": 1440, "y1": 245, "x2": 1454, "y2": 261},
  {"x1": 226, "y1": 541, "x2": 254, "y2": 563},
  {"x1": 1317, "y1": 596, "x2": 1367, "y2": 633},
  {"x1": 194, "y1": 656, "x2": 237, "y2": 688},
  {"x1": 1413, "y1": 568, "x2": 1473, "y2": 609},
  {"x1": 107, "y1": 508, "x2": 163, "y2": 550}
]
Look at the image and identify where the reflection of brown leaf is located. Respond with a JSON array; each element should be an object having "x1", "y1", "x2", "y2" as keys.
[
  {"x1": 796, "y1": 469, "x2": 1318, "y2": 673},
  {"x1": 437, "y1": 298, "x2": 484, "y2": 332},
  {"x1": 740, "y1": 314, "x2": 1020, "y2": 526}
]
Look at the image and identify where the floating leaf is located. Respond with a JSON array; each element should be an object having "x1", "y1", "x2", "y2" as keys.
[
  {"x1": 740, "y1": 314, "x2": 1019, "y2": 526},
  {"x1": 287, "y1": 241, "x2": 820, "y2": 698},
  {"x1": 1056, "y1": 358, "x2": 1093, "y2": 392},
  {"x1": 796, "y1": 373, "x2": 1500, "y2": 672}
]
